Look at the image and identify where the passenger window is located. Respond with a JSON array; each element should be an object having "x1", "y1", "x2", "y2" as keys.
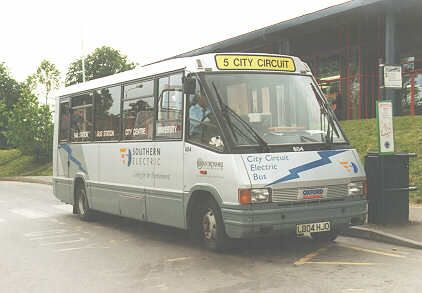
[
  {"x1": 122, "y1": 80, "x2": 154, "y2": 140},
  {"x1": 59, "y1": 101, "x2": 70, "y2": 142},
  {"x1": 156, "y1": 74, "x2": 183, "y2": 139},
  {"x1": 71, "y1": 93, "x2": 93, "y2": 142},
  {"x1": 94, "y1": 86, "x2": 121, "y2": 141},
  {"x1": 187, "y1": 81, "x2": 224, "y2": 150}
]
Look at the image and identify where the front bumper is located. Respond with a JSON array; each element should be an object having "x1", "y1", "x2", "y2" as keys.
[{"x1": 222, "y1": 198, "x2": 367, "y2": 238}]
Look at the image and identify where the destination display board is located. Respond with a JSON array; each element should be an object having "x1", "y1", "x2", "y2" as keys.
[{"x1": 215, "y1": 54, "x2": 296, "y2": 72}]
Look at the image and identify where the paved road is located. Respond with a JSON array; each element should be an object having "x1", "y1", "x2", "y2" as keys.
[{"x1": 1, "y1": 182, "x2": 422, "y2": 292}]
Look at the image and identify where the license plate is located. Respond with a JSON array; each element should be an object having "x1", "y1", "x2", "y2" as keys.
[{"x1": 296, "y1": 221, "x2": 330, "y2": 235}]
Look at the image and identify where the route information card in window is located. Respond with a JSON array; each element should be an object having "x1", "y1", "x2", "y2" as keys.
[{"x1": 376, "y1": 101, "x2": 395, "y2": 153}]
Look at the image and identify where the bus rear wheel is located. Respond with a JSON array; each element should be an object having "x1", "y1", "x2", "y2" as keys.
[
  {"x1": 199, "y1": 198, "x2": 229, "y2": 252},
  {"x1": 76, "y1": 185, "x2": 92, "y2": 221}
]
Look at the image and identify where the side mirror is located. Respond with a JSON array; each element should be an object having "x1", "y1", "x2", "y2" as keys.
[{"x1": 183, "y1": 77, "x2": 196, "y2": 95}]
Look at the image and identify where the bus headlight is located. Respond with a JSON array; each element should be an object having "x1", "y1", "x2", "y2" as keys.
[
  {"x1": 347, "y1": 182, "x2": 365, "y2": 197},
  {"x1": 239, "y1": 188, "x2": 271, "y2": 204}
]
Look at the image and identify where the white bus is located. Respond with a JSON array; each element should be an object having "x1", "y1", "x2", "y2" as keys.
[{"x1": 53, "y1": 53, "x2": 367, "y2": 251}]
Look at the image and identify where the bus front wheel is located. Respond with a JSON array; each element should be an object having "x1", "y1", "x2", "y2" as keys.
[
  {"x1": 199, "y1": 198, "x2": 229, "y2": 251},
  {"x1": 75, "y1": 185, "x2": 92, "y2": 221}
]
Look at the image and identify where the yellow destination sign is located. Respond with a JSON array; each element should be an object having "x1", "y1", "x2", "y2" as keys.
[{"x1": 215, "y1": 54, "x2": 296, "y2": 72}]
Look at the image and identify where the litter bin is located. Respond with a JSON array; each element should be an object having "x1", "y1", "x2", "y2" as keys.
[{"x1": 365, "y1": 152, "x2": 417, "y2": 225}]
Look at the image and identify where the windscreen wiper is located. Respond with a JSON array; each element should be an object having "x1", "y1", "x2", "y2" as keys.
[
  {"x1": 300, "y1": 135, "x2": 319, "y2": 143},
  {"x1": 310, "y1": 83, "x2": 340, "y2": 145},
  {"x1": 211, "y1": 82, "x2": 270, "y2": 152}
]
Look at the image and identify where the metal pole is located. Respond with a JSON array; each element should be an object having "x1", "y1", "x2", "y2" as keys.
[
  {"x1": 384, "y1": 0, "x2": 399, "y2": 114},
  {"x1": 81, "y1": 38, "x2": 86, "y2": 83}
]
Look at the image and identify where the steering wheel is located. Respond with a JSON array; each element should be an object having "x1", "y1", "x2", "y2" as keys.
[{"x1": 200, "y1": 111, "x2": 212, "y2": 122}]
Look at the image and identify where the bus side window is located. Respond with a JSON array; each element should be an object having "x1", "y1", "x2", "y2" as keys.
[
  {"x1": 71, "y1": 93, "x2": 93, "y2": 142},
  {"x1": 156, "y1": 73, "x2": 183, "y2": 139},
  {"x1": 94, "y1": 86, "x2": 121, "y2": 141},
  {"x1": 122, "y1": 80, "x2": 154, "y2": 140},
  {"x1": 59, "y1": 101, "x2": 70, "y2": 142},
  {"x1": 187, "y1": 83, "x2": 224, "y2": 151}
]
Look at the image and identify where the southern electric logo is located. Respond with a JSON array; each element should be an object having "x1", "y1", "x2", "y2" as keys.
[
  {"x1": 120, "y1": 148, "x2": 132, "y2": 167},
  {"x1": 119, "y1": 147, "x2": 161, "y2": 167},
  {"x1": 340, "y1": 161, "x2": 358, "y2": 173}
]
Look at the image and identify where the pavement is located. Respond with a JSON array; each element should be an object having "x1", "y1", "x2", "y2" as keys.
[
  {"x1": 342, "y1": 206, "x2": 422, "y2": 249},
  {"x1": 2, "y1": 176, "x2": 422, "y2": 250}
]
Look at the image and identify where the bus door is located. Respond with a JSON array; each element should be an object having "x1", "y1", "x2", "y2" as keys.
[
  {"x1": 58, "y1": 100, "x2": 70, "y2": 178},
  {"x1": 56, "y1": 100, "x2": 72, "y2": 202},
  {"x1": 146, "y1": 73, "x2": 186, "y2": 228}
]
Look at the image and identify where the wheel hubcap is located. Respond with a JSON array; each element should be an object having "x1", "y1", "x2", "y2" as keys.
[{"x1": 202, "y1": 208, "x2": 217, "y2": 240}]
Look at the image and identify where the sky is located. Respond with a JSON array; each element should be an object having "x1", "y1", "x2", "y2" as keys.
[{"x1": 0, "y1": 0, "x2": 349, "y2": 82}]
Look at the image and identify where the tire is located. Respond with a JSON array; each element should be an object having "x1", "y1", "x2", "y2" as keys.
[
  {"x1": 198, "y1": 198, "x2": 229, "y2": 252},
  {"x1": 312, "y1": 230, "x2": 339, "y2": 242},
  {"x1": 75, "y1": 185, "x2": 92, "y2": 221}
]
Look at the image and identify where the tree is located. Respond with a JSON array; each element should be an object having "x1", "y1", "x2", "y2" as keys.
[
  {"x1": 65, "y1": 46, "x2": 136, "y2": 86},
  {"x1": 6, "y1": 84, "x2": 53, "y2": 162},
  {"x1": 29, "y1": 60, "x2": 61, "y2": 105},
  {"x1": 0, "y1": 63, "x2": 20, "y2": 108},
  {"x1": 0, "y1": 63, "x2": 21, "y2": 147}
]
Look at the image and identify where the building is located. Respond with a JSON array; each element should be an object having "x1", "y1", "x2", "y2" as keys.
[{"x1": 171, "y1": 0, "x2": 422, "y2": 120}]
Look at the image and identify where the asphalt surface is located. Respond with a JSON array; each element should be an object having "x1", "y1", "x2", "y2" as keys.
[{"x1": 1, "y1": 182, "x2": 422, "y2": 292}]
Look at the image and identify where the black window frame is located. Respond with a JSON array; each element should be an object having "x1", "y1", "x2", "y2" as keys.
[
  {"x1": 57, "y1": 69, "x2": 187, "y2": 145},
  {"x1": 184, "y1": 74, "x2": 227, "y2": 153},
  {"x1": 155, "y1": 72, "x2": 185, "y2": 141},
  {"x1": 93, "y1": 85, "x2": 122, "y2": 142},
  {"x1": 121, "y1": 79, "x2": 156, "y2": 142},
  {"x1": 58, "y1": 99, "x2": 71, "y2": 143},
  {"x1": 70, "y1": 91, "x2": 94, "y2": 143}
]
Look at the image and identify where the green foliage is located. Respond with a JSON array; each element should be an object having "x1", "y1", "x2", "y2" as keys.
[
  {"x1": 6, "y1": 85, "x2": 53, "y2": 162},
  {"x1": 341, "y1": 116, "x2": 422, "y2": 203},
  {"x1": 0, "y1": 100, "x2": 7, "y2": 142},
  {"x1": 0, "y1": 63, "x2": 20, "y2": 108},
  {"x1": 29, "y1": 60, "x2": 61, "y2": 105},
  {"x1": 0, "y1": 63, "x2": 21, "y2": 147},
  {"x1": 65, "y1": 46, "x2": 136, "y2": 86}
]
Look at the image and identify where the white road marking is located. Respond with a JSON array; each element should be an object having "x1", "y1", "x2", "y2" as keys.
[
  {"x1": 41, "y1": 238, "x2": 85, "y2": 246},
  {"x1": 30, "y1": 233, "x2": 80, "y2": 241},
  {"x1": 166, "y1": 257, "x2": 191, "y2": 262},
  {"x1": 25, "y1": 229, "x2": 67, "y2": 237},
  {"x1": 55, "y1": 245, "x2": 110, "y2": 252},
  {"x1": 304, "y1": 261, "x2": 376, "y2": 266},
  {"x1": 11, "y1": 208, "x2": 48, "y2": 219},
  {"x1": 52, "y1": 204, "x2": 73, "y2": 212}
]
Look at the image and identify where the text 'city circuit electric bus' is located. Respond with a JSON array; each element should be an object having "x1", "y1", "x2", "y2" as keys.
[{"x1": 53, "y1": 53, "x2": 367, "y2": 251}]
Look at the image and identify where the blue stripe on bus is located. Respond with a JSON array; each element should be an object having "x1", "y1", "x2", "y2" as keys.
[{"x1": 59, "y1": 144, "x2": 88, "y2": 174}]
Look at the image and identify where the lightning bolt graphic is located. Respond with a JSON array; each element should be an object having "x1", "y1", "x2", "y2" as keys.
[{"x1": 266, "y1": 150, "x2": 346, "y2": 186}]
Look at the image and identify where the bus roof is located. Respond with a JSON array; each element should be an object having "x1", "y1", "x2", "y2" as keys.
[{"x1": 55, "y1": 53, "x2": 309, "y2": 98}]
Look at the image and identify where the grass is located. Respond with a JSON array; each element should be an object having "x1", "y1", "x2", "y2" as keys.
[
  {"x1": 341, "y1": 115, "x2": 422, "y2": 203},
  {"x1": 0, "y1": 149, "x2": 52, "y2": 177}
]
